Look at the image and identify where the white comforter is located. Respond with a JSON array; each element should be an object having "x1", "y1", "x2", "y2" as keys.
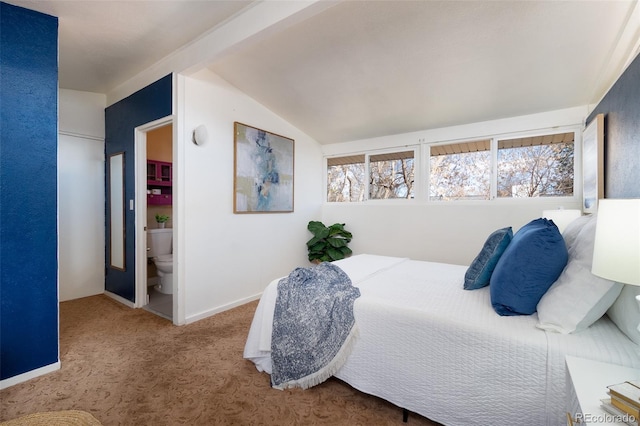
[{"x1": 244, "y1": 254, "x2": 640, "y2": 426}]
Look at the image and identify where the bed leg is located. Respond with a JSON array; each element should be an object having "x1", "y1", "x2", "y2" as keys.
[{"x1": 402, "y1": 408, "x2": 408, "y2": 422}]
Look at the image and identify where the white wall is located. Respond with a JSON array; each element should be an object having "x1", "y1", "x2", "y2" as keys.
[
  {"x1": 58, "y1": 89, "x2": 106, "y2": 301},
  {"x1": 321, "y1": 107, "x2": 588, "y2": 266},
  {"x1": 180, "y1": 69, "x2": 323, "y2": 322}
]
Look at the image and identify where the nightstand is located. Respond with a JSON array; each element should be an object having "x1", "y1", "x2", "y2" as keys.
[{"x1": 566, "y1": 356, "x2": 640, "y2": 425}]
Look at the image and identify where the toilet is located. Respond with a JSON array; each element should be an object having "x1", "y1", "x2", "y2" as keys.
[{"x1": 147, "y1": 228, "x2": 173, "y2": 294}]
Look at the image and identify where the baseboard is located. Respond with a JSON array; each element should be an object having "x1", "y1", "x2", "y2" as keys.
[
  {"x1": 0, "y1": 361, "x2": 60, "y2": 390},
  {"x1": 185, "y1": 293, "x2": 262, "y2": 324},
  {"x1": 104, "y1": 291, "x2": 135, "y2": 308}
]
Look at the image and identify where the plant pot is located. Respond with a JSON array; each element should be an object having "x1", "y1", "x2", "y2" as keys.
[{"x1": 157, "y1": 222, "x2": 165, "y2": 229}]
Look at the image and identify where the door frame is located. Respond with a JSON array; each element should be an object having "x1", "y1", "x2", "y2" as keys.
[{"x1": 134, "y1": 116, "x2": 175, "y2": 314}]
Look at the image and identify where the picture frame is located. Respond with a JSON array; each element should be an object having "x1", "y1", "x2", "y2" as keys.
[
  {"x1": 233, "y1": 122, "x2": 294, "y2": 213},
  {"x1": 582, "y1": 113, "x2": 604, "y2": 214}
]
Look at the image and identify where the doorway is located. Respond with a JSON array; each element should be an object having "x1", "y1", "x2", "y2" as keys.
[{"x1": 134, "y1": 117, "x2": 175, "y2": 321}]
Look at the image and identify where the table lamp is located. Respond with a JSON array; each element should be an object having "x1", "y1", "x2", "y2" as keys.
[
  {"x1": 591, "y1": 199, "x2": 640, "y2": 287},
  {"x1": 542, "y1": 209, "x2": 582, "y2": 234},
  {"x1": 590, "y1": 199, "x2": 640, "y2": 422}
]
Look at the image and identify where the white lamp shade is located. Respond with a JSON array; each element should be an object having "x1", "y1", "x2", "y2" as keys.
[
  {"x1": 591, "y1": 199, "x2": 640, "y2": 285},
  {"x1": 542, "y1": 209, "x2": 582, "y2": 234}
]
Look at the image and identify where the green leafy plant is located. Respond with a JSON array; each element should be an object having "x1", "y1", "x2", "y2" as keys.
[
  {"x1": 155, "y1": 214, "x2": 170, "y2": 223},
  {"x1": 306, "y1": 221, "x2": 353, "y2": 263}
]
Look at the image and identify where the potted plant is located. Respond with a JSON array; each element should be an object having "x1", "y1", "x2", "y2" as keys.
[
  {"x1": 306, "y1": 221, "x2": 353, "y2": 263},
  {"x1": 155, "y1": 213, "x2": 170, "y2": 229}
]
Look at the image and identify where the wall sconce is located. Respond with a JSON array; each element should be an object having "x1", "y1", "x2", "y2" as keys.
[
  {"x1": 192, "y1": 125, "x2": 208, "y2": 146},
  {"x1": 542, "y1": 209, "x2": 582, "y2": 234}
]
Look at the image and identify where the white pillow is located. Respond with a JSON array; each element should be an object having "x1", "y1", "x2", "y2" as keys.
[
  {"x1": 561, "y1": 214, "x2": 592, "y2": 250},
  {"x1": 537, "y1": 214, "x2": 623, "y2": 333},
  {"x1": 607, "y1": 285, "x2": 640, "y2": 344}
]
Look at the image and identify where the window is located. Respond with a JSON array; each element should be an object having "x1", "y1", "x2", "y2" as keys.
[
  {"x1": 327, "y1": 150, "x2": 415, "y2": 202},
  {"x1": 497, "y1": 132, "x2": 574, "y2": 198},
  {"x1": 429, "y1": 132, "x2": 574, "y2": 201},
  {"x1": 429, "y1": 140, "x2": 491, "y2": 201},
  {"x1": 369, "y1": 151, "x2": 415, "y2": 199},
  {"x1": 327, "y1": 155, "x2": 365, "y2": 202},
  {"x1": 327, "y1": 128, "x2": 575, "y2": 203}
]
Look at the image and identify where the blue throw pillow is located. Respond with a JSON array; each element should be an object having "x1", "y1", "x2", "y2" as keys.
[
  {"x1": 464, "y1": 227, "x2": 513, "y2": 290},
  {"x1": 490, "y1": 218, "x2": 568, "y2": 316}
]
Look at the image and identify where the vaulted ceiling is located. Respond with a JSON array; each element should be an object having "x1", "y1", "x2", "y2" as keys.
[{"x1": 6, "y1": 0, "x2": 640, "y2": 143}]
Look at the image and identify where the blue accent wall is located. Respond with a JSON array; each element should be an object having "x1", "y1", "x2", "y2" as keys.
[
  {"x1": 587, "y1": 54, "x2": 640, "y2": 198},
  {"x1": 104, "y1": 75, "x2": 172, "y2": 301},
  {"x1": 0, "y1": 2, "x2": 59, "y2": 380}
]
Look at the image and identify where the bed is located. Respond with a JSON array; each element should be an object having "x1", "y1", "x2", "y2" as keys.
[{"x1": 244, "y1": 215, "x2": 640, "y2": 426}]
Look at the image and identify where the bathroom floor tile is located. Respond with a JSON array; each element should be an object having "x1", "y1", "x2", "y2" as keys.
[{"x1": 144, "y1": 288, "x2": 172, "y2": 320}]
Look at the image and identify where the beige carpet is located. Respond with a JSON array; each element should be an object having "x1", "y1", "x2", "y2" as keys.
[{"x1": 0, "y1": 295, "x2": 440, "y2": 425}]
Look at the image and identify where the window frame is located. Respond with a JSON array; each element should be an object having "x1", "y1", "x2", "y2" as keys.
[
  {"x1": 325, "y1": 146, "x2": 420, "y2": 203},
  {"x1": 368, "y1": 148, "x2": 418, "y2": 201},
  {"x1": 325, "y1": 154, "x2": 366, "y2": 203},
  {"x1": 427, "y1": 138, "x2": 493, "y2": 202},
  {"x1": 325, "y1": 124, "x2": 581, "y2": 205},
  {"x1": 495, "y1": 131, "x2": 576, "y2": 199}
]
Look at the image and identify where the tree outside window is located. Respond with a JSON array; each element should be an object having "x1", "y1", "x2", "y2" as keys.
[
  {"x1": 497, "y1": 133, "x2": 574, "y2": 198},
  {"x1": 327, "y1": 130, "x2": 574, "y2": 202},
  {"x1": 369, "y1": 151, "x2": 414, "y2": 199},
  {"x1": 429, "y1": 140, "x2": 491, "y2": 201},
  {"x1": 327, "y1": 155, "x2": 365, "y2": 202}
]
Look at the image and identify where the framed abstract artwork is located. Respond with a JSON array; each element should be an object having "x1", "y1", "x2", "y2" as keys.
[
  {"x1": 582, "y1": 113, "x2": 604, "y2": 214},
  {"x1": 233, "y1": 122, "x2": 295, "y2": 213}
]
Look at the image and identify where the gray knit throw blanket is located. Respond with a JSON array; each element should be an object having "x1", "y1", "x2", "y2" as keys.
[{"x1": 270, "y1": 262, "x2": 360, "y2": 390}]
